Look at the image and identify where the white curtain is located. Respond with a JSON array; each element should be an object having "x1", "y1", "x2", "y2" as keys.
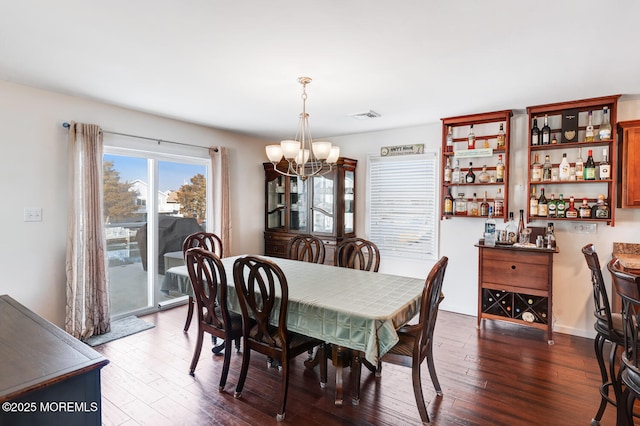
[
  {"x1": 209, "y1": 147, "x2": 231, "y2": 255},
  {"x1": 65, "y1": 121, "x2": 110, "y2": 339}
]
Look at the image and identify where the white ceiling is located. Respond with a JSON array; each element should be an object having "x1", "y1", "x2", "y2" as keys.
[{"x1": 2, "y1": 0, "x2": 639, "y2": 141}]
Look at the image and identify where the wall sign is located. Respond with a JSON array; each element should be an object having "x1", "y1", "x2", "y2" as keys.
[{"x1": 380, "y1": 144, "x2": 424, "y2": 156}]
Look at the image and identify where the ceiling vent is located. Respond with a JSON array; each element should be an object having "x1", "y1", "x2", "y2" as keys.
[{"x1": 350, "y1": 110, "x2": 381, "y2": 120}]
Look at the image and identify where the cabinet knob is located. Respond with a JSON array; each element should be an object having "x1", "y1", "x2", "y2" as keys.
[{"x1": 511, "y1": 265, "x2": 516, "y2": 270}]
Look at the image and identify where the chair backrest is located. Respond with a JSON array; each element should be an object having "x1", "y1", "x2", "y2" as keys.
[
  {"x1": 287, "y1": 234, "x2": 326, "y2": 264},
  {"x1": 335, "y1": 237, "x2": 380, "y2": 272},
  {"x1": 582, "y1": 244, "x2": 615, "y2": 327},
  {"x1": 608, "y1": 258, "x2": 640, "y2": 370},
  {"x1": 182, "y1": 232, "x2": 223, "y2": 258},
  {"x1": 233, "y1": 256, "x2": 289, "y2": 348},
  {"x1": 416, "y1": 256, "x2": 448, "y2": 360},
  {"x1": 184, "y1": 247, "x2": 231, "y2": 329}
]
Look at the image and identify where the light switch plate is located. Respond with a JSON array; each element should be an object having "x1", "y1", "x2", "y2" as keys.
[
  {"x1": 24, "y1": 208, "x2": 42, "y2": 222},
  {"x1": 571, "y1": 222, "x2": 596, "y2": 234}
]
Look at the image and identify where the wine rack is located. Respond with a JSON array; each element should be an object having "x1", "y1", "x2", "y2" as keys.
[
  {"x1": 440, "y1": 110, "x2": 512, "y2": 221},
  {"x1": 526, "y1": 95, "x2": 620, "y2": 226}
]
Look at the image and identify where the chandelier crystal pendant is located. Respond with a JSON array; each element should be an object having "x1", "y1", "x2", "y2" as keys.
[{"x1": 265, "y1": 77, "x2": 340, "y2": 179}]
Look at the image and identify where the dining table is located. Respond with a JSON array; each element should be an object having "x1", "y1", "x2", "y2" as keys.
[{"x1": 161, "y1": 254, "x2": 426, "y2": 406}]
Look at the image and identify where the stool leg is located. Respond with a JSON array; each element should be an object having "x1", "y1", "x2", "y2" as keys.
[{"x1": 592, "y1": 334, "x2": 608, "y2": 424}]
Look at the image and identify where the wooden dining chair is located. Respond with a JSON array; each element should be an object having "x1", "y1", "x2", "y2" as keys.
[
  {"x1": 608, "y1": 257, "x2": 640, "y2": 426},
  {"x1": 372, "y1": 256, "x2": 448, "y2": 425},
  {"x1": 182, "y1": 232, "x2": 223, "y2": 333},
  {"x1": 287, "y1": 234, "x2": 326, "y2": 264},
  {"x1": 232, "y1": 255, "x2": 324, "y2": 421},
  {"x1": 335, "y1": 237, "x2": 380, "y2": 272},
  {"x1": 582, "y1": 244, "x2": 624, "y2": 425},
  {"x1": 184, "y1": 247, "x2": 243, "y2": 391}
]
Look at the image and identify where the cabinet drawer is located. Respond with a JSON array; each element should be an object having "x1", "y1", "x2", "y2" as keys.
[
  {"x1": 482, "y1": 248, "x2": 549, "y2": 265},
  {"x1": 482, "y1": 257, "x2": 549, "y2": 291}
]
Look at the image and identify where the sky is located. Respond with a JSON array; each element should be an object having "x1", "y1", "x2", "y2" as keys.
[{"x1": 104, "y1": 154, "x2": 205, "y2": 192}]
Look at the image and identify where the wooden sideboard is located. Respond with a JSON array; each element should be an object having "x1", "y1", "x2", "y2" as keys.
[
  {"x1": 0, "y1": 295, "x2": 109, "y2": 425},
  {"x1": 476, "y1": 244, "x2": 558, "y2": 344}
]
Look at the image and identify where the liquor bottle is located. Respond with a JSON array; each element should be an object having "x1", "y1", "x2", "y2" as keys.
[
  {"x1": 584, "y1": 149, "x2": 596, "y2": 180},
  {"x1": 466, "y1": 162, "x2": 476, "y2": 183},
  {"x1": 593, "y1": 194, "x2": 610, "y2": 219},
  {"x1": 545, "y1": 223, "x2": 556, "y2": 249},
  {"x1": 556, "y1": 193, "x2": 566, "y2": 218},
  {"x1": 516, "y1": 209, "x2": 524, "y2": 240},
  {"x1": 542, "y1": 154, "x2": 552, "y2": 181},
  {"x1": 558, "y1": 153, "x2": 570, "y2": 180},
  {"x1": 494, "y1": 188, "x2": 504, "y2": 218},
  {"x1": 537, "y1": 187, "x2": 548, "y2": 217},
  {"x1": 446, "y1": 126, "x2": 454, "y2": 152},
  {"x1": 541, "y1": 114, "x2": 551, "y2": 145},
  {"x1": 575, "y1": 148, "x2": 584, "y2": 181},
  {"x1": 468, "y1": 124, "x2": 476, "y2": 149},
  {"x1": 480, "y1": 190, "x2": 490, "y2": 217},
  {"x1": 468, "y1": 193, "x2": 479, "y2": 216},
  {"x1": 531, "y1": 153, "x2": 542, "y2": 182},
  {"x1": 599, "y1": 106, "x2": 612, "y2": 140},
  {"x1": 530, "y1": 186, "x2": 539, "y2": 217},
  {"x1": 579, "y1": 198, "x2": 592, "y2": 218},
  {"x1": 506, "y1": 211, "x2": 517, "y2": 244},
  {"x1": 547, "y1": 193, "x2": 557, "y2": 218},
  {"x1": 454, "y1": 193, "x2": 467, "y2": 215},
  {"x1": 452, "y1": 160, "x2": 461, "y2": 183},
  {"x1": 484, "y1": 206, "x2": 496, "y2": 246},
  {"x1": 531, "y1": 116, "x2": 540, "y2": 146},
  {"x1": 496, "y1": 154, "x2": 505, "y2": 183},
  {"x1": 478, "y1": 165, "x2": 490, "y2": 183},
  {"x1": 497, "y1": 123, "x2": 506, "y2": 148},
  {"x1": 598, "y1": 148, "x2": 610, "y2": 180},
  {"x1": 444, "y1": 158, "x2": 452, "y2": 183},
  {"x1": 565, "y1": 196, "x2": 579, "y2": 218},
  {"x1": 585, "y1": 111, "x2": 595, "y2": 142},
  {"x1": 443, "y1": 187, "x2": 454, "y2": 215}
]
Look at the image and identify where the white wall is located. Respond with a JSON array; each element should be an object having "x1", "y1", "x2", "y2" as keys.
[
  {"x1": 330, "y1": 95, "x2": 640, "y2": 339},
  {"x1": 0, "y1": 80, "x2": 267, "y2": 327}
]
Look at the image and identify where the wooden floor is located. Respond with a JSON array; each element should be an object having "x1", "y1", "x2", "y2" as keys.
[{"x1": 95, "y1": 306, "x2": 616, "y2": 426}]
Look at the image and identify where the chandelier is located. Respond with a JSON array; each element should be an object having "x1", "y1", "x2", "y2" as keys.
[{"x1": 265, "y1": 77, "x2": 340, "y2": 179}]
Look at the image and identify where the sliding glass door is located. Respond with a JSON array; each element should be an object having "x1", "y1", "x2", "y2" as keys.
[{"x1": 104, "y1": 150, "x2": 208, "y2": 318}]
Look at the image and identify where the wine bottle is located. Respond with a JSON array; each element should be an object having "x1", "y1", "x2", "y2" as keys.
[
  {"x1": 497, "y1": 123, "x2": 506, "y2": 148},
  {"x1": 496, "y1": 154, "x2": 505, "y2": 183},
  {"x1": 443, "y1": 187, "x2": 454, "y2": 215},
  {"x1": 530, "y1": 186, "x2": 539, "y2": 217},
  {"x1": 585, "y1": 111, "x2": 594, "y2": 142},
  {"x1": 599, "y1": 107, "x2": 612, "y2": 140},
  {"x1": 517, "y1": 209, "x2": 525, "y2": 239},
  {"x1": 584, "y1": 149, "x2": 596, "y2": 180},
  {"x1": 444, "y1": 158, "x2": 452, "y2": 183},
  {"x1": 468, "y1": 125, "x2": 476, "y2": 149},
  {"x1": 541, "y1": 114, "x2": 551, "y2": 145},
  {"x1": 531, "y1": 116, "x2": 540, "y2": 146},
  {"x1": 480, "y1": 191, "x2": 490, "y2": 217},
  {"x1": 547, "y1": 193, "x2": 557, "y2": 218},
  {"x1": 598, "y1": 148, "x2": 610, "y2": 180},
  {"x1": 556, "y1": 194, "x2": 566, "y2": 218},
  {"x1": 537, "y1": 187, "x2": 548, "y2": 217},
  {"x1": 446, "y1": 126, "x2": 454, "y2": 152},
  {"x1": 545, "y1": 223, "x2": 556, "y2": 249}
]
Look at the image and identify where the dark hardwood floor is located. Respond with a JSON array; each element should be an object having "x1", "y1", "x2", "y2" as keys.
[{"x1": 94, "y1": 306, "x2": 616, "y2": 425}]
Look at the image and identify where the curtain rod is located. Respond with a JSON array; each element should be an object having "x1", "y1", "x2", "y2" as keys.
[{"x1": 62, "y1": 122, "x2": 211, "y2": 150}]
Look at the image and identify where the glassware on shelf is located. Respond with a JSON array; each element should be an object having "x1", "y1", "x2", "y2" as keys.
[
  {"x1": 496, "y1": 155, "x2": 505, "y2": 183},
  {"x1": 446, "y1": 126, "x2": 454, "y2": 152},
  {"x1": 541, "y1": 114, "x2": 551, "y2": 145},
  {"x1": 443, "y1": 187, "x2": 454, "y2": 216},
  {"x1": 494, "y1": 188, "x2": 504, "y2": 217},
  {"x1": 497, "y1": 123, "x2": 506, "y2": 148},
  {"x1": 480, "y1": 191, "x2": 490, "y2": 217},
  {"x1": 468, "y1": 125, "x2": 476, "y2": 149},
  {"x1": 531, "y1": 154, "x2": 542, "y2": 182},
  {"x1": 468, "y1": 193, "x2": 479, "y2": 216},
  {"x1": 585, "y1": 111, "x2": 595, "y2": 142},
  {"x1": 531, "y1": 116, "x2": 540, "y2": 146},
  {"x1": 454, "y1": 193, "x2": 467, "y2": 216},
  {"x1": 478, "y1": 165, "x2": 490, "y2": 183},
  {"x1": 599, "y1": 107, "x2": 612, "y2": 140},
  {"x1": 542, "y1": 154, "x2": 552, "y2": 182},
  {"x1": 579, "y1": 198, "x2": 592, "y2": 218},
  {"x1": 465, "y1": 162, "x2": 476, "y2": 183}
]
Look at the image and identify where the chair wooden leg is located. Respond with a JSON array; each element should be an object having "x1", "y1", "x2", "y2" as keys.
[
  {"x1": 426, "y1": 339, "x2": 442, "y2": 396},
  {"x1": 277, "y1": 358, "x2": 289, "y2": 421},
  {"x1": 234, "y1": 338, "x2": 251, "y2": 399},
  {"x1": 351, "y1": 352, "x2": 362, "y2": 405},
  {"x1": 219, "y1": 337, "x2": 233, "y2": 392},
  {"x1": 412, "y1": 359, "x2": 430, "y2": 424},
  {"x1": 319, "y1": 343, "x2": 328, "y2": 388},
  {"x1": 592, "y1": 334, "x2": 609, "y2": 424},
  {"x1": 188, "y1": 327, "x2": 205, "y2": 376},
  {"x1": 183, "y1": 296, "x2": 194, "y2": 332}
]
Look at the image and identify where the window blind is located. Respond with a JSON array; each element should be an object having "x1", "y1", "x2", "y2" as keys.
[{"x1": 367, "y1": 153, "x2": 438, "y2": 260}]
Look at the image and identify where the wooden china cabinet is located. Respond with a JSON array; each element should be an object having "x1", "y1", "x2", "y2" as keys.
[{"x1": 263, "y1": 157, "x2": 357, "y2": 265}]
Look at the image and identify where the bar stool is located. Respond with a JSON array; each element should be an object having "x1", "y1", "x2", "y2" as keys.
[
  {"x1": 608, "y1": 257, "x2": 640, "y2": 426},
  {"x1": 581, "y1": 244, "x2": 624, "y2": 425}
]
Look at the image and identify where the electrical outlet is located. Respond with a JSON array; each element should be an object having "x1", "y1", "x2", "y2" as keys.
[
  {"x1": 571, "y1": 222, "x2": 596, "y2": 234},
  {"x1": 24, "y1": 208, "x2": 42, "y2": 222}
]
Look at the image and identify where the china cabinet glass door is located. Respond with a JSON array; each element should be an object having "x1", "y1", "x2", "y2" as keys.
[
  {"x1": 312, "y1": 175, "x2": 335, "y2": 234},
  {"x1": 344, "y1": 170, "x2": 354, "y2": 234},
  {"x1": 267, "y1": 175, "x2": 285, "y2": 230},
  {"x1": 290, "y1": 176, "x2": 308, "y2": 232}
]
